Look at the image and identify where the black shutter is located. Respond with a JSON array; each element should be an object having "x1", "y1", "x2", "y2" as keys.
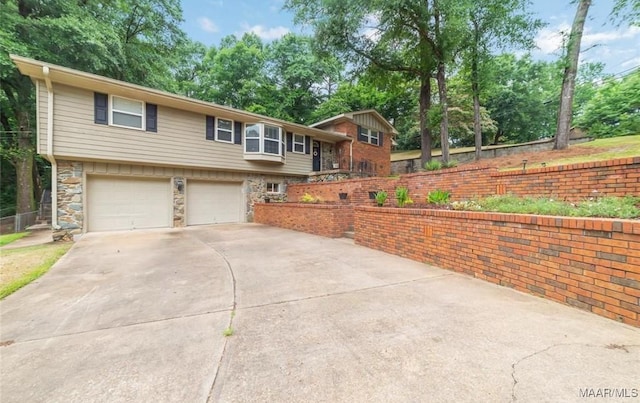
[
  {"x1": 286, "y1": 132, "x2": 293, "y2": 152},
  {"x1": 234, "y1": 121, "x2": 243, "y2": 144},
  {"x1": 206, "y1": 116, "x2": 215, "y2": 140},
  {"x1": 305, "y1": 136, "x2": 311, "y2": 155},
  {"x1": 146, "y1": 103, "x2": 157, "y2": 132},
  {"x1": 357, "y1": 125, "x2": 367, "y2": 142},
  {"x1": 379, "y1": 131, "x2": 383, "y2": 147},
  {"x1": 94, "y1": 92, "x2": 108, "y2": 125}
]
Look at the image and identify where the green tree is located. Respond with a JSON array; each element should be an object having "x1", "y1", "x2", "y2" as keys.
[
  {"x1": 265, "y1": 34, "x2": 343, "y2": 123},
  {"x1": 197, "y1": 33, "x2": 268, "y2": 111},
  {"x1": 0, "y1": 0, "x2": 191, "y2": 215},
  {"x1": 286, "y1": 0, "x2": 442, "y2": 165},
  {"x1": 484, "y1": 54, "x2": 562, "y2": 144},
  {"x1": 575, "y1": 70, "x2": 640, "y2": 137},
  {"x1": 555, "y1": 0, "x2": 591, "y2": 150},
  {"x1": 462, "y1": 0, "x2": 542, "y2": 159}
]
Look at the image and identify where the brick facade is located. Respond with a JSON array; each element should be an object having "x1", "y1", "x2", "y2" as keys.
[
  {"x1": 254, "y1": 203, "x2": 353, "y2": 238},
  {"x1": 288, "y1": 157, "x2": 640, "y2": 204},
  {"x1": 334, "y1": 121, "x2": 391, "y2": 177},
  {"x1": 354, "y1": 207, "x2": 640, "y2": 327}
]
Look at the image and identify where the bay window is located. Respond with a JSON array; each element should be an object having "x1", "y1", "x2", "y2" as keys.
[{"x1": 244, "y1": 123, "x2": 285, "y2": 162}]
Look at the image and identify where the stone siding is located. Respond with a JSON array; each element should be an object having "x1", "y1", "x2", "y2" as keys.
[
  {"x1": 57, "y1": 160, "x2": 84, "y2": 234},
  {"x1": 173, "y1": 177, "x2": 185, "y2": 227}
]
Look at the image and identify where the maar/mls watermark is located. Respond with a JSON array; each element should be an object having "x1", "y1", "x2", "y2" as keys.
[{"x1": 579, "y1": 388, "x2": 639, "y2": 399}]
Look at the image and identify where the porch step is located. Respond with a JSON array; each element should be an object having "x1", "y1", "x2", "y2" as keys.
[
  {"x1": 25, "y1": 223, "x2": 51, "y2": 231},
  {"x1": 343, "y1": 231, "x2": 355, "y2": 239}
]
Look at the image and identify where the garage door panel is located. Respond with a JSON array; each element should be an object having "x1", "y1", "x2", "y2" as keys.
[
  {"x1": 187, "y1": 181, "x2": 242, "y2": 225},
  {"x1": 88, "y1": 176, "x2": 171, "y2": 232}
]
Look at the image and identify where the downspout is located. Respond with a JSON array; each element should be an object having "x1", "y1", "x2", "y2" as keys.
[
  {"x1": 349, "y1": 138, "x2": 354, "y2": 172},
  {"x1": 43, "y1": 66, "x2": 57, "y2": 227}
]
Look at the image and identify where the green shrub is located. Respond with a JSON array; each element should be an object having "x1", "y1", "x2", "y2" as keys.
[
  {"x1": 442, "y1": 160, "x2": 458, "y2": 168},
  {"x1": 424, "y1": 160, "x2": 442, "y2": 171},
  {"x1": 374, "y1": 190, "x2": 388, "y2": 206},
  {"x1": 395, "y1": 186, "x2": 413, "y2": 207},
  {"x1": 458, "y1": 194, "x2": 640, "y2": 219},
  {"x1": 427, "y1": 189, "x2": 451, "y2": 204}
]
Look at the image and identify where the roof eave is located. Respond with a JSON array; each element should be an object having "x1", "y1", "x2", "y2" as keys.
[{"x1": 10, "y1": 54, "x2": 349, "y2": 142}]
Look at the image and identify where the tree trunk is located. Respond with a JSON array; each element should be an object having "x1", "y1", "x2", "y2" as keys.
[
  {"x1": 436, "y1": 62, "x2": 450, "y2": 163},
  {"x1": 471, "y1": 20, "x2": 482, "y2": 161},
  {"x1": 555, "y1": 0, "x2": 590, "y2": 150},
  {"x1": 419, "y1": 77, "x2": 433, "y2": 167},
  {"x1": 15, "y1": 113, "x2": 35, "y2": 214}
]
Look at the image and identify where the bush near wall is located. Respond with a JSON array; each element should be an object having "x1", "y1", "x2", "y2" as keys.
[
  {"x1": 254, "y1": 203, "x2": 353, "y2": 238},
  {"x1": 355, "y1": 206, "x2": 640, "y2": 327}
]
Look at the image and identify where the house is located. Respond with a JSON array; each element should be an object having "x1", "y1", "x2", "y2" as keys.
[{"x1": 11, "y1": 55, "x2": 396, "y2": 234}]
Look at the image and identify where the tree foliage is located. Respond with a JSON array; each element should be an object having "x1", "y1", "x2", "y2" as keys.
[{"x1": 575, "y1": 70, "x2": 640, "y2": 138}]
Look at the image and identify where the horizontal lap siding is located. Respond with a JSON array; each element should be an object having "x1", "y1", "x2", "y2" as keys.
[
  {"x1": 49, "y1": 83, "x2": 310, "y2": 175},
  {"x1": 38, "y1": 82, "x2": 48, "y2": 155}
]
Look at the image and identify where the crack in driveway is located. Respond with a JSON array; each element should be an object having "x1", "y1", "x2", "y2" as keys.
[
  {"x1": 510, "y1": 343, "x2": 640, "y2": 402},
  {"x1": 239, "y1": 273, "x2": 455, "y2": 311}
]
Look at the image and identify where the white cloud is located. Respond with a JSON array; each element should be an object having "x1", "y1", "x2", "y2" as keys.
[
  {"x1": 198, "y1": 17, "x2": 219, "y2": 33},
  {"x1": 536, "y1": 23, "x2": 640, "y2": 55},
  {"x1": 582, "y1": 26, "x2": 640, "y2": 47},
  {"x1": 535, "y1": 23, "x2": 571, "y2": 54},
  {"x1": 241, "y1": 23, "x2": 290, "y2": 40}
]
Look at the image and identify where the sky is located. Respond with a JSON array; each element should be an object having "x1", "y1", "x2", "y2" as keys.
[{"x1": 180, "y1": 0, "x2": 640, "y2": 76}]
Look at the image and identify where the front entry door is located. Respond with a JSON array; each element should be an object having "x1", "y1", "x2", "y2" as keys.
[{"x1": 312, "y1": 141, "x2": 321, "y2": 171}]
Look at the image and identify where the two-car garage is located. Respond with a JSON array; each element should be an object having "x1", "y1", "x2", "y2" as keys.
[{"x1": 86, "y1": 176, "x2": 243, "y2": 232}]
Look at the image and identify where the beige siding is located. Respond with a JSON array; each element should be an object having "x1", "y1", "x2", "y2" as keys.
[
  {"x1": 50, "y1": 84, "x2": 313, "y2": 175},
  {"x1": 354, "y1": 113, "x2": 388, "y2": 133},
  {"x1": 37, "y1": 81, "x2": 49, "y2": 155}
]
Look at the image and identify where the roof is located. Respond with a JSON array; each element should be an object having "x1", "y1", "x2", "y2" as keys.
[
  {"x1": 10, "y1": 55, "x2": 350, "y2": 143},
  {"x1": 310, "y1": 109, "x2": 399, "y2": 135}
]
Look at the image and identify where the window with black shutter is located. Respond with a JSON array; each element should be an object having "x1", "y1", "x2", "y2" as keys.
[
  {"x1": 146, "y1": 103, "x2": 157, "y2": 132},
  {"x1": 206, "y1": 116, "x2": 215, "y2": 140},
  {"x1": 94, "y1": 92, "x2": 108, "y2": 125}
]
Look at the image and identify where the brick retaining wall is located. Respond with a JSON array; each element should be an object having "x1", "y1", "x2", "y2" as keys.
[
  {"x1": 254, "y1": 203, "x2": 353, "y2": 238},
  {"x1": 354, "y1": 206, "x2": 640, "y2": 327},
  {"x1": 288, "y1": 157, "x2": 640, "y2": 205}
]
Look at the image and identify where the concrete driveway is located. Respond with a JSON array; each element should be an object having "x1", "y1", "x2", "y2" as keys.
[{"x1": 1, "y1": 224, "x2": 638, "y2": 402}]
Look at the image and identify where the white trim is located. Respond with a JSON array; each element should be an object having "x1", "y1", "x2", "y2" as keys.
[
  {"x1": 215, "y1": 117, "x2": 234, "y2": 143},
  {"x1": 359, "y1": 126, "x2": 381, "y2": 146},
  {"x1": 293, "y1": 134, "x2": 305, "y2": 154},
  {"x1": 109, "y1": 94, "x2": 145, "y2": 130},
  {"x1": 266, "y1": 182, "x2": 282, "y2": 193},
  {"x1": 244, "y1": 123, "x2": 285, "y2": 157}
]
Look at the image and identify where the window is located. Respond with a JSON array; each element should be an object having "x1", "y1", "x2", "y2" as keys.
[
  {"x1": 266, "y1": 182, "x2": 282, "y2": 193},
  {"x1": 293, "y1": 134, "x2": 305, "y2": 153},
  {"x1": 357, "y1": 126, "x2": 383, "y2": 146},
  {"x1": 244, "y1": 123, "x2": 285, "y2": 162},
  {"x1": 216, "y1": 118, "x2": 233, "y2": 143},
  {"x1": 111, "y1": 95, "x2": 143, "y2": 129}
]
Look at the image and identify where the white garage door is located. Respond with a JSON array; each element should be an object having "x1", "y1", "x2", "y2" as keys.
[
  {"x1": 187, "y1": 181, "x2": 242, "y2": 225},
  {"x1": 87, "y1": 176, "x2": 171, "y2": 232}
]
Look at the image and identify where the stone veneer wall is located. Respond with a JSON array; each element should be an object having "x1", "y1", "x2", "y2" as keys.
[
  {"x1": 173, "y1": 177, "x2": 185, "y2": 227},
  {"x1": 57, "y1": 160, "x2": 84, "y2": 234}
]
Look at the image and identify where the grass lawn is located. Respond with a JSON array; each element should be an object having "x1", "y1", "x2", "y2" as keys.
[
  {"x1": 0, "y1": 232, "x2": 29, "y2": 247},
  {"x1": 0, "y1": 242, "x2": 72, "y2": 299},
  {"x1": 513, "y1": 134, "x2": 640, "y2": 170}
]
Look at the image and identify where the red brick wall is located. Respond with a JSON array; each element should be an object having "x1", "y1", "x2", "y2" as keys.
[
  {"x1": 334, "y1": 121, "x2": 391, "y2": 176},
  {"x1": 289, "y1": 158, "x2": 640, "y2": 204},
  {"x1": 355, "y1": 207, "x2": 640, "y2": 327},
  {"x1": 254, "y1": 203, "x2": 353, "y2": 238}
]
